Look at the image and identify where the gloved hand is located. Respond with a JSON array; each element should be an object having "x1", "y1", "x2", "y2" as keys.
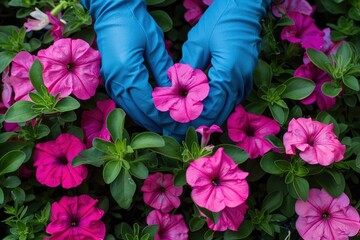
[{"x1": 80, "y1": 0, "x2": 270, "y2": 140}]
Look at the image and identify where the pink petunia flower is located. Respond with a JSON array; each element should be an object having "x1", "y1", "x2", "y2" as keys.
[
  {"x1": 1, "y1": 66, "x2": 13, "y2": 108},
  {"x1": 81, "y1": 99, "x2": 116, "y2": 147},
  {"x1": 24, "y1": 8, "x2": 49, "y2": 31},
  {"x1": 201, "y1": 203, "x2": 248, "y2": 232},
  {"x1": 281, "y1": 12, "x2": 324, "y2": 50},
  {"x1": 152, "y1": 63, "x2": 209, "y2": 123},
  {"x1": 294, "y1": 62, "x2": 336, "y2": 110},
  {"x1": 46, "y1": 195, "x2": 106, "y2": 240},
  {"x1": 271, "y1": 0, "x2": 313, "y2": 18},
  {"x1": 186, "y1": 147, "x2": 249, "y2": 212},
  {"x1": 196, "y1": 124, "x2": 223, "y2": 147},
  {"x1": 295, "y1": 188, "x2": 360, "y2": 240},
  {"x1": 10, "y1": 51, "x2": 36, "y2": 102},
  {"x1": 46, "y1": 12, "x2": 65, "y2": 41},
  {"x1": 283, "y1": 118, "x2": 346, "y2": 166},
  {"x1": 141, "y1": 172, "x2": 183, "y2": 213},
  {"x1": 37, "y1": 38, "x2": 101, "y2": 100},
  {"x1": 146, "y1": 210, "x2": 189, "y2": 240},
  {"x1": 183, "y1": 0, "x2": 209, "y2": 25},
  {"x1": 227, "y1": 105, "x2": 280, "y2": 159},
  {"x1": 33, "y1": 133, "x2": 88, "y2": 188}
]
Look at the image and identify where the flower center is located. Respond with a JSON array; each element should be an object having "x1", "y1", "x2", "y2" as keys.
[
  {"x1": 322, "y1": 212, "x2": 330, "y2": 219},
  {"x1": 58, "y1": 156, "x2": 68, "y2": 165},
  {"x1": 245, "y1": 127, "x2": 255, "y2": 137},
  {"x1": 212, "y1": 178, "x2": 220, "y2": 186},
  {"x1": 182, "y1": 89, "x2": 188, "y2": 97},
  {"x1": 71, "y1": 218, "x2": 79, "y2": 227},
  {"x1": 67, "y1": 63, "x2": 73, "y2": 71},
  {"x1": 307, "y1": 136, "x2": 315, "y2": 146}
]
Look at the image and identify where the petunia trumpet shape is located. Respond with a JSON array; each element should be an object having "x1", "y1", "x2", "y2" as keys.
[
  {"x1": 295, "y1": 188, "x2": 360, "y2": 240},
  {"x1": 152, "y1": 63, "x2": 209, "y2": 123},
  {"x1": 81, "y1": 99, "x2": 116, "y2": 147},
  {"x1": 37, "y1": 38, "x2": 101, "y2": 100},
  {"x1": 186, "y1": 147, "x2": 249, "y2": 212},
  {"x1": 141, "y1": 172, "x2": 183, "y2": 213},
  {"x1": 33, "y1": 133, "x2": 88, "y2": 188},
  {"x1": 271, "y1": 0, "x2": 313, "y2": 17},
  {"x1": 46, "y1": 195, "x2": 106, "y2": 239},
  {"x1": 283, "y1": 118, "x2": 346, "y2": 166},
  {"x1": 24, "y1": 8, "x2": 49, "y2": 31},
  {"x1": 196, "y1": 124, "x2": 223, "y2": 147},
  {"x1": 227, "y1": 105, "x2": 280, "y2": 159},
  {"x1": 146, "y1": 210, "x2": 189, "y2": 240}
]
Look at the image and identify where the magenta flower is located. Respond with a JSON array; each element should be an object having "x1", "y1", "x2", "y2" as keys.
[
  {"x1": 271, "y1": 0, "x2": 313, "y2": 18},
  {"x1": 46, "y1": 195, "x2": 106, "y2": 240},
  {"x1": 152, "y1": 63, "x2": 209, "y2": 123},
  {"x1": 201, "y1": 203, "x2": 248, "y2": 232},
  {"x1": 47, "y1": 12, "x2": 64, "y2": 41},
  {"x1": 141, "y1": 172, "x2": 183, "y2": 213},
  {"x1": 196, "y1": 124, "x2": 223, "y2": 147},
  {"x1": 186, "y1": 148, "x2": 249, "y2": 212},
  {"x1": 1, "y1": 66, "x2": 13, "y2": 108},
  {"x1": 183, "y1": 0, "x2": 208, "y2": 25},
  {"x1": 283, "y1": 118, "x2": 346, "y2": 166},
  {"x1": 294, "y1": 62, "x2": 336, "y2": 111},
  {"x1": 146, "y1": 210, "x2": 189, "y2": 240},
  {"x1": 281, "y1": 12, "x2": 324, "y2": 50},
  {"x1": 295, "y1": 189, "x2": 360, "y2": 240},
  {"x1": 227, "y1": 105, "x2": 280, "y2": 159},
  {"x1": 37, "y1": 38, "x2": 101, "y2": 100},
  {"x1": 33, "y1": 133, "x2": 88, "y2": 188},
  {"x1": 81, "y1": 99, "x2": 116, "y2": 147},
  {"x1": 322, "y1": 27, "x2": 346, "y2": 56},
  {"x1": 24, "y1": 8, "x2": 49, "y2": 31}
]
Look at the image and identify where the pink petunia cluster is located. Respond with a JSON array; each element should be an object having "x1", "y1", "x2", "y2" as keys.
[
  {"x1": 81, "y1": 99, "x2": 116, "y2": 147},
  {"x1": 152, "y1": 63, "x2": 209, "y2": 123},
  {"x1": 283, "y1": 118, "x2": 346, "y2": 166},
  {"x1": 46, "y1": 195, "x2": 106, "y2": 239},
  {"x1": 295, "y1": 188, "x2": 360, "y2": 240},
  {"x1": 186, "y1": 147, "x2": 249, "y2": 231},
  {"x1": 227, "y1": 105, "x2": 280, "y2": 159}
]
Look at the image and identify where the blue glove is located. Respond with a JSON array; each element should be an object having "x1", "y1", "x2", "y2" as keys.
[{"x1": 80, "y1": 0, "x2": 270, "y2": 140}]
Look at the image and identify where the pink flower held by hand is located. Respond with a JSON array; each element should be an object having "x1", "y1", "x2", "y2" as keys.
[
  {"x1": 196, "y1": 124, "x2": 223, "y2": 147},
  {"x1": 201, "y1": 203, "x2": 248, "y2": 232},
  {"x1": 186, "y1": 148, "x2": 249, "y2": 212},
  {"x1": 271, "y1": 0, "x2": 313, "y2": 18},
  {"x1": 37, "y1": 38, "x2": 101, "y2": 100},
  {"x1": 33, "y1": 133, "x2": 88, "y2": 189},
  {"x1": 46, "y1": 195, "x2": 106, "y2": 240},
  {"x1": 281, "y1": 12, "x2": 324, "y2": 50},
  {"x1": 146, "y1": 210, "x2": 189, "y2": 240},
  {"x1": 152, "y1": 63, "x2": 209, "y2": 123},
  {"x1": 141, "y1": 172, "x2": 183, "y2": 213},
  {"x1": 283, "y1": 118, "x2": 346, "y2": 166},
  {"x1": 183, "y1": 0, "x2": 208, "y2": 25},
  {"x1": 294, "y1": 63, "x2": 336, "y2": 111},
  {"x1": 227, "y1": 105, "x2": 280, "y2": 159},
  {"x1": 295, "y1": 189, "x2": 360, "y2": 240},
  {"x1": 81, "y1": 99, "x2": 116, "y2": 147}
]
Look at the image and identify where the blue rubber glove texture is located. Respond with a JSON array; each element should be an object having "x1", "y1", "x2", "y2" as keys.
[{"x1": 80, "y1": 0, "x2": 270, "y2": 140}]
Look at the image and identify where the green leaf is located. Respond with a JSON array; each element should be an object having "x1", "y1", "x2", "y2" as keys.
[
  {"x1": 173, "y1": 169, "x2": 187, "y2": 186},
  {"x1": 150, "y1": 10, "x2": 173, "y2": 32},
  {"x1": 275, "y1": 16, "x2": 294, "y2": 27},
  {"x1": 146, "y1": 0, "x2": 165, "y2": 5},
  {"x1": 0, "y1": 150, "x2": 26, "y2": 175},
  {"x1": 72, "y1": 148, "x2": 105, "y2": 167},
  {"x1": 245, "y1": 100, "x2": 268, "y2": 115},
  {"x1": 0, "y1": 51, "x2": 16, "y2": 73},
  {"x1": 281, "y1": 77, "x2": 315, "y2": 100},
  {"x1": 336, "y1": 42, "x2": 352, "y2": 67},
  {"x1": 55, "y1": 96, "x2": 81, "y2": 112},
  {"x1": 11, "y1": 187, "x2": 25, "y2": 204},
  {"x1": 129, "y1": 162, "x2": 148, "y2": 179},
  {"x1": 3, "y1": 176, "x2": 21, "y2": 188},
  {"x1": 269, "y1": 104, "x2": 288, "y2": 124},
  {"x1": 5, "y1": 101, "x2": 37, "y2": 122},
  {"x1": 264, "y1": 135, "x2": 284, "y2": 149},
  {"x1": 224, "y1": 220, "x2": 254, "y2": 239},
  {"x1": 93, "y1": 138, "x2": 114, "y2": 153},
  {"x1": 292, "y1": 177, "x2": 309, "y2": 202},
  {"x1": 107, "y1": 108, "x2": 126, "y2": 141},
  {"x1": 197, "y1": 205, "x2": 221, "y2": 224},
  {"x1": 322, "y1": 82, "x2": 342, "y2": 97},
  {"x1": 0, "y1": 132, "x2": 17, "y2": 143},
  {"x1": 185, "y1": 127, "x2": 199, "y2": 148},
  {"x1": 189, "y1": 217, "x2": 206, "y2": 232},
  {"x1": 0, "y1": 187, "x2": 3, "y2": 204},
  {"x1": 151, "y1": 136, "x2": 182, "y2": 160},
  {"x1": 103, "y1": 160, "x2": 122, "y2": 184},
  {"x1": 141, "y1": 225, "x2": 158, "y2": 240},
  {"x1": 131, "y1": 132, "x2": 165, "y2": 150},
  {"x1": 260, "y1": 152, "x2": 284, "y2": 174},
  {"x1": 29, "y1": 59, "x2": 46, "y2": 95},
  {"x1": 204, "y1": 229, "x2": 214, "y2": 240},
  {"x1": 262, "y1": 191, "x2": 283, "y2": 213},
  {"x1": 110, "y1": 169, "x2": 136, "y2": 209},
  {"x1": 213, "y1": 144, "x2": 248, "y2": 164},
  {"x1": 343, "y1": 75, "x2": 359, "y2": 91},
  {"x1": 306, "y1": 48, "x2": 331, "y2": 73},
  {"x1": 316, "y1": 171, "x2": 345, "y2": 197},
  {"x1": 253, "y1": 59, "x2": 272, "y2": 90},
  {"x1": 274, "y1": 160, "x2": 291, "y2": 171}
]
